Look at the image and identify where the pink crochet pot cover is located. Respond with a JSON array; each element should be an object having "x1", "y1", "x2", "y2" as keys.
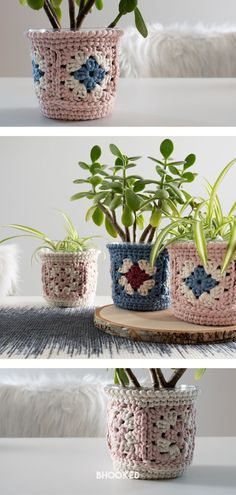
[
  {"x1": 168, "y1": 241, "x2": 236, "y2": 326},
  {"x1": 26, "y1": 29, "x2": 123, "y2": 121},
  {"x1": 40, "y1": 250, "x2": 99, "y2": 307},
  {"x1": 105, "y1": 385, "x2": 198, "y2": 480}
]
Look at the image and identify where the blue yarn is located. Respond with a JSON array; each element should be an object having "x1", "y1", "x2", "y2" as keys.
[
  {"x1": 107, "y1": 243, "x2": 170, "y2": 312},
  {"x1": 32, "y1": 59, "x2": 44, "y2": 83},
  {"x1": 184, "y1": 265, "x2": 219, "y2": 299},
  {"x1": 71, "y1": 57, "x2": 106, "y2": 92}
]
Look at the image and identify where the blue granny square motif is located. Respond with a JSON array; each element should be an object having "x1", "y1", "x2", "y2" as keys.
[
  {"x1": 32, "y1": 59, "x2": 44, "y2": 83},
  {"x1": 71, "y1": 56, "x2": 106, "y2": 92},
  {"x1": 184, "y1": 265, "x2": 219, "y2": 299}
]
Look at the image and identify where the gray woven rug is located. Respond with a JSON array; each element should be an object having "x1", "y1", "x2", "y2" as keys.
[{"x1": 0, "y1": 305, "x2": 235, "y2": 359}]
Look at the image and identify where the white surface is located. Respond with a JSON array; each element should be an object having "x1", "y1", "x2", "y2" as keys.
[
  {"x1": 1, "y1": 78, "x2": 236, "y2": 126},
  {"x1": 0, "y1": 437, "x2": 235, "y2": 495}
]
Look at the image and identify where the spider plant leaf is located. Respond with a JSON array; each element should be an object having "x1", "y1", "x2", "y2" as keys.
[
  {"x1": 194, "y1": 368, "x2": 206, "y2": 380},
  {"x1": 221, "y1": 217, "x2": 236, "y2": 273},
  {"x1": 207, "y1": 159, "x2": 236, "y2": 223},
  {"x1": 228, "y1": 202, "x2": 236, "y2": 217},
  {"x1": 8, "y1": 224, "x2": 48, "y2": 238},
  {"x1": 150, "y1": 219, "x2": 192, "y2": 266},
  {"x1": 193, "y1": 220, "x2": 208, "y2": 266}
]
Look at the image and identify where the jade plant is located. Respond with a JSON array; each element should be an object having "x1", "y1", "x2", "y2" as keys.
[
  {"x1": 114, "y1": 368, "x2": 206, "y2": 388},
  {"x1": 150, "y1": 158, "x2": 236, "y2": 272},
  {"x1": 19, "y1": 0, "x2": 148, "y2": 35},
  {"x1": 0, "y1": 212, "x2": 96, "y2": 257},
  {"x1": 71, "y1": 139, "x2": 197, "y2": 243}
]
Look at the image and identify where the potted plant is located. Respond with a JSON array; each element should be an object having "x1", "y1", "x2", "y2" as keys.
[
  {"x1": 71, "y1": 139, "x2": 197, "y2": 311},
  {"x1": 105, "y1": 368, "x2": 205, "y2": 480},
  {"x1": 151, "y1": 159, "x2": 236, "y2": 326},
  {"x1": 20, "y1": 0, "x2": 148, "y2": 121},
  {"x1": 1, "y1": 212, "x2": 99, "y2": 308}
]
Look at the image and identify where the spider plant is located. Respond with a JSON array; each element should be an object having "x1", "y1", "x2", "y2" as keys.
[
  {"x1": 71, "y1": 140, "x2": 197, "y2": 243},
  {"x1": 114, "y1": 368, "x2": 206, "y2": 388},
  {"x1": 19, "y1": 0, "x2": 148, "y2": 36},
  {"x1": 0, "y1": 212, "x2": 97, "y2": 259},
  {"x1": 150, "y1": 159, "x2": 236, "y2": 273}
]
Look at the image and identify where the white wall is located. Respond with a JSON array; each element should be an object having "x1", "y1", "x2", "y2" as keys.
[
  {"x1": 0, "y1": 368, "x2": 235, "y2": 437},
  {"x1": 1, "y1": 135, "x2": 236, "y2": 296},
  {"x1": 1, "y1": 1, "x2": 236, "y2": 76}
]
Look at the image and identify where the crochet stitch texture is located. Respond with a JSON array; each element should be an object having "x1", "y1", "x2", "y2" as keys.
[
  {"x1": 105, "y1": 386, "x2": 198, "y2": 480},
  {"x1": 107, "y1": 243, "x2": 170, "y2": 311},
  {"x1": 26, "y1": 29, "x2": 123, "y2": 121},
  {"x1": 168, "y1": 241, "x2": 236, "y2": 326},
  {"x1": 40, "y1": 250, "x2": 99, "y2": 308}
]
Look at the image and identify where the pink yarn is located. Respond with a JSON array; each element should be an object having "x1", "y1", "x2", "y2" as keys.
[
  {"x1": 168, "y1": 241, "x2": 236, "y2": 326},
  {"x1": 105, "y1": 386, "x2": 198, "y2": 480},
  {"x1": 40, "y1": 250, "x2": 99, "y2": 307},
  {"x1": 26, "y1": 29, "x2": 123, "y2": 121}
]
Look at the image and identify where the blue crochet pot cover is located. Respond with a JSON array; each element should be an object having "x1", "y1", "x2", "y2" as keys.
[{"x1": 107, "y1": 243, "x2": 170, "y2": 311}]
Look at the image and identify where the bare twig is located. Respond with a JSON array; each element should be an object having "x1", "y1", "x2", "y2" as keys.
[
  {"x1": 147, "y1": 227, "x2": 156, "y2": 244},
  {"x1": 68, "y1": 0, "x2": 76, "y2": 29},
  {"x1": 149, "y1": 369, "x2": 159, "y2": 389},
  {"x1": 133, "y1": 219, "x2": 137, "y2": 243},
  {"x1": 125, "y1": 227, "x2": 131, "y2": 243},
  {"x1": 125, "y1": 369, "x2": 141, "y2": 388},
  {"x1": 44, "y1": 0, "x2": 61, "y2": 29},
  {"x1": 167, "y1": 369, "x2": 187, "y2": 388},
  {"x1": 76, "y1": 0, "x2": 96, "y2": 29}
]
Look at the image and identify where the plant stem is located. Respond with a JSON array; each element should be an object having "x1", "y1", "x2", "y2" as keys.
[
  {"x1": 79, "y1": 0, "x2": 85, "y2": 13},
  {"x1": 155, "y1": 369, "x2": 168, "y2": 388},
  {"x1": 108, "y1": 12, "x2": 122, "y2": 28},
  {"x1": 133, "y1": 218, "x2": 137, "y2": 243},
  {"x1": 68, "y1": 0, "x2": 76, "y2": 29},
  {"x1": 125, "y1": 369, "x2": 141, "y2": 388},
  {"x1": 44, "y1": 0, "x2": 61, "y2": 29},
  {"x1": 139, "y1": 224, "x2": 152, "y2": 243},
  {"x1": 98, "y1": 202, "x2": 126, "y2": 241},
  {"x1": 167, "y1": 369, "x2": 187, "y2": 388},
  {"x1": 147, "y1": 227, "x2": 156, "y2": 243},
  {"x1": 125, "y1": 227, "x2": 131, "y2": 242},
  {"x1": 149, "y1": 369, "x2": 159, "y2": 389},
  {"x1": 76, "y1": 0, "x2": 96, "y2": 29}
]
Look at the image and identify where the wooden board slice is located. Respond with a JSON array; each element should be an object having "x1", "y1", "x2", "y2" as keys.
[{"x1": 94, "y1": 305, "x2": 236, "y2": 344}]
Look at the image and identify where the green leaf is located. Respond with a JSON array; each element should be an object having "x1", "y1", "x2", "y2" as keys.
[
  {"x1": 136, "y1": 214, "x2": 144, "y2": 230},
  {"x1": 26, "y1": 0, "x2": 44, "y2": 10},
  {"x1": 95, "y1": 0, "x2": 103, "y2": 10},
  {"x1": 194, "y1": 369, "x2": 206, "y2": 380},
  {"x1": 208, "y1": 159, "x2": 236, "y2": 223},
  {"x1": 110, "y1": 196, "x2": 122, "y2": 210},
  {"x1": 109, "y1": 144, "x2": 123, "y2": 159},
  {"x1": 105, "y1": 217, "x2": 118, "y2": 238},
  {"x1": 92, "y1": 207, "x2": 104, "y2": 226},
  {"x1": 133, "y1": 180, "x2": 146, "y2": 192},
  {"x1": 119, "y1": 0, "x2": 137, "y2": 14},
  {"x1": 184, "y1": 154, "x2": 196, "y2": 170},
  {"x1": 121, "y1": 205, "x2": 134, "y2": 227},
  {"x1": 167, "y1": 184, "x2": 185, "y2": 204},
  {"x1": 155, "y1": 189, "x2": 169, "y2": 200},
  {"x1": 182, "y1": 172, "x2": 196, "y2": 182},
  {"x1": 114, "y1": 368, "x2": 129, "y2": 386},
  {"x1": 169, "y1": 165, "x2": 180, "y2": 175},
  {"x1": 8, "y1": 224, "x2": 48, "y2": 238},
  {"x1": 193, "y1": 220, "x2": 208, "y2": 266},
  {"x1": 150, "y1": 208, "x2": 162, "y2": 228},
  {"x1": 89, "y1": 176, "x2": 102, "y2": 188},
  {"x1": 160, "y1": 139, "x2": 174, "y2": 160},
  {"x1": 19, "y1": 0, "x2": 27, "y2": 5},
  {"x1": 85, "y1": 206, "x2": 97, "y2": 222},
  {"x1": 221, "y1": 217, "x2": 236, "y2": 273},
  {"x1": 134, "y1": 7, "x2": 148, "y2": 38},
  {"x1": 71, "y1": 192, "x2": 90, "y2": 201},
  {"x1": 78, "y1": 161, "x2": 90, "y2": 170},
  {"x1": 90, "y1": 145, "x2": 102, "y2": 163},
  {"x1": 125, "y1": 189, "x2": 141, "y2": 211}
]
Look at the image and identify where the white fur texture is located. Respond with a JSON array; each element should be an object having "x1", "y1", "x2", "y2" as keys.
[
  {"x1": 0, "y1": 245, "x2": 19, "y2": 296},
  {"x1": 0, "y1": 374, "x2": 107, "y2": 437},
  {"x1": 120, "y1": 24, "x2": 236, "y2": 77}
]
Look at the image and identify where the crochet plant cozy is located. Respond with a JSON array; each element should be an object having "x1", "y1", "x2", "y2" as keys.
[
  {"x1": 151, "y1": 158, "x2": 236, "y2": 326},
  {"x1": 20, "y1": 1, "x2": 148, "y2": 120},
  {"x1": 1, "y1": 212, "x2": 99, "y2": 308},
  {"x1": 71, "y1": 139, "x2": 198, "y2": 310},
  {"x1": 105, "y1": 368, "x2": 204, "y2": 480}
]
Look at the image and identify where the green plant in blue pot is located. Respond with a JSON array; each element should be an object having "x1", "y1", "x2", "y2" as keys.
[{"x1": 71, "y1": 139, "x2": 198, "y2": 311}]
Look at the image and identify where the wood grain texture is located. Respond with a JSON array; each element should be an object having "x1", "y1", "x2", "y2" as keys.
[{"x1": 94, "y1": 305, "x2": 236, "y2": 344}]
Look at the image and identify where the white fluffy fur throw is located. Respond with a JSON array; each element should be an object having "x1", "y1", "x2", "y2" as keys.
[
  {"x1": 0, "y1": 245, "x2": 19, "y2": 296},
  {"x1": 0, "y1": 375, "x2": 107, "y2": 437},
  {"x1": 120, "y1": 24, "x2": 236, "y2": 77}
]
